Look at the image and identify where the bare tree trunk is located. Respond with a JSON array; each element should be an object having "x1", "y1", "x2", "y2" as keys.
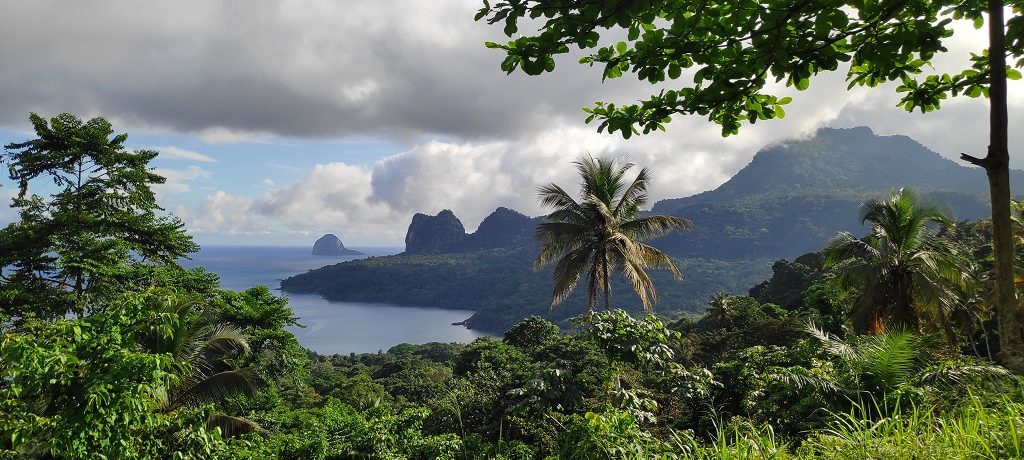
[{"x1": 975, "y1": 0, "x2": 1024, "y2": 371}]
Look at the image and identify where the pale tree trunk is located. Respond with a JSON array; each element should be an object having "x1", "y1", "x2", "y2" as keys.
[{"x1": 966, "y1": 0, "x2": 1024, "y2": 371}]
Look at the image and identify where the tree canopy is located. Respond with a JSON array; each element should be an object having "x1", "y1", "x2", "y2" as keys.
[
  {"x1": 477, "y1": 0, "x2": 1020, "y2": 137},
  {"x1": 0, "y1": 113, "x2": 197, "y2": 318}
]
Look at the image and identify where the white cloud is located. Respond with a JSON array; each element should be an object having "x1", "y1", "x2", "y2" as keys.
[
  {"x1": 155, "y1": 146, "x2": 216, "y2": 163},
  {"x1": 153, "y1": 165, "x2": 212, "y2": 194},
  {"x1": 187, "y1": 117, "x2": 828, "y2": 244},
  {"x1": 2, "y1": 0, "x2": 1022, "y2": 245},
  {"x1": 192, "y1": 191, "x2": 267, "y2": 235},
  {"x1": 197, "y1": 127, "x2": 274, "y2": 145}
]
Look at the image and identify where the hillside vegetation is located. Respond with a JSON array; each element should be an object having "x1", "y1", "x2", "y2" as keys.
[{"x1": 3, "y1": 116, "x2": 1023, "y2": 459}]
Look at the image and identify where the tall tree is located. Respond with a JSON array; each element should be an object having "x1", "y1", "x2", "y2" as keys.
[
  {"x1": 824, "y1": 189, "x2": 967, "y2": 338},
  {"x1": 534, "y1": 155, "x2": 690, "y2": 312},
  {"x1": 477, "y1": 0, "x2": 1024, "y2": 369},
  {"x1": 0, "y1": 113, "x2": 197, "y2": 318}
]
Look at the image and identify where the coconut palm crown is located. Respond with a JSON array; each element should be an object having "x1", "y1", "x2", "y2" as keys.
[
  {"x1": 534, "y1": 155, "x2": 691, "y2": 313},
  {"x1": 824, "y1": 188, "x2": 968, "y2": 337}
]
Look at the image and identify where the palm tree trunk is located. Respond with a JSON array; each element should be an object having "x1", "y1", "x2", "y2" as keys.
[
  {"x1": 603, "y1": 255, "x2": 612, "y2": 310},
  {"x1": 935, "y1": 305, "x2": 958, "y2": 347},
  {"x1": 893, "y1": 275, "x2": 919, "y2": 332},
  {"x1": 869, "y1": 310, "x2": 885, "y2": 335}
]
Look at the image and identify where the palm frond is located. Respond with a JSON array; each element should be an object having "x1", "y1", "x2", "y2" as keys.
[
  {"x1": 548, "y1": 245, "x2": 593, "y2": 309},
  {"x1": 181, "y1": 326, "x2": 250, "y2": 378},
  {"x1": 537, "y1": 183, "x2": 581, "y2": 211},
  {"x1": 917, "y1": 364, "x2": 1013, "y2": 388},
  {"x1": 807, "y1": 322, "x2": 856, "y2": 361},
  {"x1": 772, "y1": 367, "x2": 846, "y2": 395},
  {"x1": 636, "y1": 242, "x2": 683, "y2": 279},
  {"x1": 585, "y1": 193, "x2": 615, "y2": 225},
  {"x1": 208, "y1": 413, "x2": 268, "y2": 438},
  {"x1": 856, "y1": 331, "x2": 919, "y2": 391},
  {"x1": 619, "y1": 215, "x2": 691, "y2": 241},
  {"x1": 611, "y1": 237, "x2": 657, "y2": 311},
  {"x1": 200, "y1": 326, "x2": 251, "y2": 356},
  {"x1": 534, "y1": 222, "x2": 590, "y2": 268},
  {"x1": 172, "y1": 369, "x2": 258, "y2": 409},
  {"x1": 613, "y1": 166, "x2": 650, "y2": 218},
  {"x1": 823, "y1": 232, "x2": 877, "y2": 268}
]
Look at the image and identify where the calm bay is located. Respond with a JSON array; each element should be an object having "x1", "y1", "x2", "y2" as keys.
[{"x1": 181, "y1": 245, "x2": 492, "y2": 355}]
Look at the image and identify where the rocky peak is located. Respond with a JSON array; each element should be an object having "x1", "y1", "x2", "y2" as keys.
[
  {"x1": 404, "y1": 209, "x2": 467, "y2": 253},
  {"x1": 462, "y1": 207, "x2": 535, "y2": 251}
]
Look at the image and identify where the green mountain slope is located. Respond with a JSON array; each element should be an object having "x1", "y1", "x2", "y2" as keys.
[{"x1": 649, "y1": 126, "x2": 1017, "y2": 259}]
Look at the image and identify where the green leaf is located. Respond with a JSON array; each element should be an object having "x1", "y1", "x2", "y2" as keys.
[{"x1": 668, "y1": 62, "x2": 681, "y2": 80}]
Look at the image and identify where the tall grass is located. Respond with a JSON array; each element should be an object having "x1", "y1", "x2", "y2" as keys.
[
  {"x1": 669, "y1": 421, "x2": 792, "y2": 459},
  {"x1": 798, "y1": 396, "x2": 1024, "y2": 459},
  {"x1": 660, "y1": 395, "x2": 1024, "y2": 459}
]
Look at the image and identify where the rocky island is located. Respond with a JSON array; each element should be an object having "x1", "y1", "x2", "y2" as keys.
[{"x1": 311, "y1": 234, "x2": 364, "y2": 256}]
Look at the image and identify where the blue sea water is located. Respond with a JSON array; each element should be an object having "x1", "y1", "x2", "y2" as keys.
[{"x1": 181, "y1": 245, "x2": 492, "y2": 355}]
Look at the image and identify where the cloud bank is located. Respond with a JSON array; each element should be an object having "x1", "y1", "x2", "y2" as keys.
[{"x1": 1, "y1": 0, "x2": 1020, "y2": 244}]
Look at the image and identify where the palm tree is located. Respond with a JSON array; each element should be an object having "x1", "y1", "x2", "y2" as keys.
[
  {"x1": 777, "y1": 324, "x2": 1011, "y2": 411},
  {"x1": 705, "y1": 292, "x2": 734, "y2": 327},
  {"x1": 140, "y1": 293, "x2": 263, "y2": 437},
  {"x1": 824, "y1": 189, "x2": 967, "y2": 337},
  {"x1": 534, "y1": 155, "x2": 691, "y2": 312}
]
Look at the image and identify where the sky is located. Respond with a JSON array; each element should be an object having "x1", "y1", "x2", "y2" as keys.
[{"x1": 0, "y1": 1, "x2": 1021, "y2": 246}]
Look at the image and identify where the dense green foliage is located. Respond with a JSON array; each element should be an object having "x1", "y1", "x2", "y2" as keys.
[{"x1": 0, "y1": 114, "x2": 303, "y2": 458}]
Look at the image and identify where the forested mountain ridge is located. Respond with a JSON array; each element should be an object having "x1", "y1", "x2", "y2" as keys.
[
  {"x1": 653, "y1": 126, "x2": 1017, "y2": 211},
  {"x1": 649, "y1": 126, "x2": 1022, "y2": 259}
]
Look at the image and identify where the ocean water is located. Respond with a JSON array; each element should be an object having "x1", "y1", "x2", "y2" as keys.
[{"x1": 181, "y1": 245, "x2": 492, "y2": 355}]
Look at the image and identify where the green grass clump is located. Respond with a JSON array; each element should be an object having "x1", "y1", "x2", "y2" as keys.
[{"x1": 798, "y1": 397, "x2": 1024, "y2": 459}]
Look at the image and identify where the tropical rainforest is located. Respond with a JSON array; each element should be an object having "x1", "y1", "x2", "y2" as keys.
[{"x1": 3, "y1": 112, "x2": 1024, "y2": 460}]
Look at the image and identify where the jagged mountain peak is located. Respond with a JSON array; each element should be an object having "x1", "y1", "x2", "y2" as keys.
[{"x1": 403, "y1": 207, "x2": 538, "y2": 254}]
